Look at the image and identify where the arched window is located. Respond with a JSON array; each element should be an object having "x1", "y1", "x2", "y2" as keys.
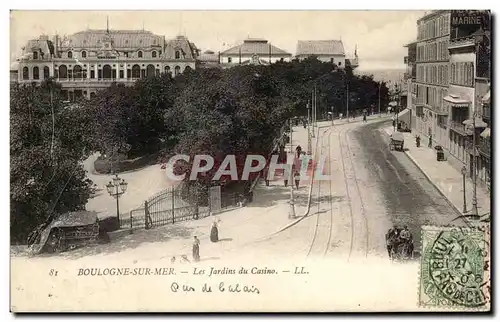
[
  {"x1": 164, "y1": 66, "x2": 171, "y2": 74},
  {"x1": 174, "y1": 66, "x2": 181, "y2": 76},
  {"x1": 67, "y1": 51, "x2": 73, "y2": 59},
  {"x1": 131, "y1": 64, "x2": 141, "y2": 78},
  {"x1": 73, "y1": 65, "x2": 83, "y2": 79},
  {"x1": 102, "y1": 65, "x2": 112, "y2": 79},
  {"x1": 32, "y1": 66, "x2": 39, "y2": 80},
  {"x1": 152, "y1": 51, "x2": 157, "y2": 58},
  {"x1": 138, "y1": 51, "x2": 143, "y2": 58},
  {"x1": 43, "y1": 66, "x2": 50, "y2": 79},
  {"x1": 90, "y1": 92, "x2": 96, "y2": 99},
  {"x1": 146, "y1": 64, "x2": 155, "y2": 79},
  {"x1": 33, "y1": 51, "x2": 38, "y2": 60},
  {"x1": 59, "y1": 65, "x2": 68, "y2": 79},
  {"x1": 175, "y1": 51, "x2": 180, "y2": 59},
  {"x1": 81, "y1": 51, "x2": 87, "y2": 58},
  {"x1": 22, "y1": 67, "x2": 29, "y2": 80},
  {"x1": 184, "y1": 66, "x2": 192, "y2": 73}
]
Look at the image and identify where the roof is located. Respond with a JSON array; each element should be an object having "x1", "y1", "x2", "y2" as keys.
[
  {"x1": 164, "y1": 35, "x2": 198, "y2": 60},
  {"x1": 60, "y1": 29, "x2": 164, "y2": 49},
  {"x1": 221, "y1": 39, "x2": 291, "y2": 56},
  {"x1": 199, "y1": 52, "x2": 219, "y2": 62},
  {"x1": 296, "y1": 40, "x2": 345, "y2": 56}
]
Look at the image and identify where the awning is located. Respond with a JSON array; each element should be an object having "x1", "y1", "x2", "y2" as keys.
[
  {"x1": 443, "y1": 94, "x2": 470, "y2": 107},
  {"x1": 482, "y1": 90, "x2": 490, "y2": 104},
  {"x1": 480, "y1": 128, "x2": 491, "y2": 138},
  {"x1": 462, "y1": 118, "x2": 488, "y2": 128},
  {"x1": 388, "y1": 101, "x2": 398, "y2": 107},
  {"x1": 395, "y1": 108, "x2": 411, "y2": 124}
]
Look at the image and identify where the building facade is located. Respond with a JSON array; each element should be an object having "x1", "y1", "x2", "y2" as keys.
[
  {"x1": 408, "y1": 10, "x2": 491, "y2": 186},
  {"x1": 413, "y1": 10, "x2": 451, "y2": 148},
  {"x1": 15, "y1": 29, "x2": 199, "y2": 100},
  {"x1": 296, "y1": 40, "x2": 359, "y2": 69},
  {"x1": 219, "y1": 38, "x2": 292, "y2": 67}
]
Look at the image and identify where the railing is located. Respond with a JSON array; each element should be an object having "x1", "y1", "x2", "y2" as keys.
[
  {"x1": 449, "y1": 120, "x2": 468, "y2": 135},
  {"x1": 478, "y1": 137, "x2": 491, "y2": 157},
  {"x1": 482, "y1": 106, "x2": 490, "y2": 120}
]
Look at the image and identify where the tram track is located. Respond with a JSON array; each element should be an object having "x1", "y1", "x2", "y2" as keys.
[
  {"x1": 338, "y1": 126, "x2": 370, "y2": 260},
  {"x1": 306, "y1": 127, "x2": 334, "y2": 258}
]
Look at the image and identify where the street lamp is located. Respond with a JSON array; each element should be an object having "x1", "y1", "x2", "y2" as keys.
[
  {"x1": 106, "y1": 174, "x2": 128, "y2": 226},
  {"x1": 378, "y1": 82, "x2": 382, "y2": 117},
  {"x1": 288, "y1": 118, "x2": 296, "y2": 219},
  {"x1": 461, "y1": 166, "x2": 467, "y2": 213}
]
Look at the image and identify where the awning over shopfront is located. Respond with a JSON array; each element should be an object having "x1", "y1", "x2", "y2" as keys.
[
  {"x1": 482, "y1": 90, "x2": 490, "y2": 104},
  {"x1": 480, "y1": 127, "x2": 491, "y2": 138},
  {"x1": 462, "y1": 118, "x2": 488, "y2": 128},
  {"x1": 443, "y1": 94, "x2": 470, "y2": 107},
  {"x1": 396, "y1": 108, "x2": 411, "y2": 124}
]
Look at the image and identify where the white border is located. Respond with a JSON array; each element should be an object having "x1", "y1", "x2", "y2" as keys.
[{"x1": 3, "y1": 0, "x2": 498, "y2": 320}]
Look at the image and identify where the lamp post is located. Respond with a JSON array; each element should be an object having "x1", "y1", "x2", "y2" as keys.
[
  {"x1": 106, "y1": 174, "x2": 128, "y2": 226},
  {"x1": 378, "y1": 82, "x2": 382, "y2": 117},
  {"x1": 288, "y1": 118, "x2": 296, "y2": 219},
  {"x1": 461, "y1": 166, "x2": 467, "y2": 213}
]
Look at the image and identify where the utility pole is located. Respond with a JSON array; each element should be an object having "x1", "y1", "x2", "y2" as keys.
[
  {"x1": 471, "y1": 112, "x2": 479, "y2": 219},
  {"x1": 288, "y1": 118, "x2": 296, "y2": 219},
  {"x1": 346, "y1": 82, "x2": 350, "y2": 121},
  {"x1": 378, "y1": 82, "x2": 382, "y2": 117}
]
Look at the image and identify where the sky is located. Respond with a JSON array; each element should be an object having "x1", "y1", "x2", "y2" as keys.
[{"x1": 10, "y1": 10, "x2": 425, "y2": 71}]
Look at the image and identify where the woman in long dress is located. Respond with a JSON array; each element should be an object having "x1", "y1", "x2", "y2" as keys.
[
  {"x1": 210, "y1": 220, "x2": 219, "y2": 242},
  {"x1": 192, "y1": 236, "x2": 200, "y2": 262}
]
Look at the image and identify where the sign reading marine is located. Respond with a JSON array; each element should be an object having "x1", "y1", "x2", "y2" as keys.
[{"x1": 450, "y1": 10, "x2": 490, "y2": 40}]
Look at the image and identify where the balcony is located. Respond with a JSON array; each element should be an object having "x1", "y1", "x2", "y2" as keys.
[
  {"x1": 482, "y1": 105, "x2": 490, "y2": 121},
  {"x1": 449, "y1": 120, "x2": 469, "y2": 136},
  {"x1": 478, "y1": 137, "x2": 491, "y2": 158}
]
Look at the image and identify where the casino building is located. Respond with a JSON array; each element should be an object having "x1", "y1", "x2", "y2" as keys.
[{"x1": 14, "y1": 24, "x2": 199, "y2": 101}]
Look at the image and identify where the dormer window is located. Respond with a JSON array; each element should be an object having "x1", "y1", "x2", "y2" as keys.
[
  {"x1": 138, "y1": 51, "x2": 143, "y2": 58},
  {"x1": 175, "y1": 50, "x2": 180, "y2": 59},
  {"x1": 152, "y1": 51, "x2": 157, "y2": 58},
  {"x1": 68, "y1": 51, "x2": 73, "y2": 59},
  {"x1": 81, "y1": 51, "x2": 87, "y2": 58},
  {"x1": 33, "y1": 51, "x2": 38, "y2": 60}
]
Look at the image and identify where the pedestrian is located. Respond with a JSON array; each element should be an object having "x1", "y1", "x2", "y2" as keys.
[
  {"x1": 392, "y1": 115, "x2": 396, "y2": 129},
  {"x1": 428, "y1": 134, "x2": 433, "y2": 148},
  {"x1": 210, "y1": 219, "x2": 219, "y2": 243},
  {"x1": 294, "y1": 172, "x2": 300, "y2": 189},
  {"x1": 263, "y1": 167, "x2": 270, "y2": 186},
  {"x1": 192, "y1": 236, "x2": 200, "y2": 262},
  {"x1": 284, "y1": 176, "x2": 288, "y2": 187},
  {"x1": 296, "y1": 145, "x2": 302, "y2": 158},
  {"x1": 339, "y1": 112, "x2": 343, "y2": 120}
]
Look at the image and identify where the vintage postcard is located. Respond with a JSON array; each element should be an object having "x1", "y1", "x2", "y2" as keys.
[{"x1": 9, "y1": 9, "x2": 491, "y2": 312}]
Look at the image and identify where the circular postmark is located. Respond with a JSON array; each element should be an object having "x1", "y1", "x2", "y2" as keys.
[{"x1": 423, "y1": 229, "x2": 487, "y2": 308}]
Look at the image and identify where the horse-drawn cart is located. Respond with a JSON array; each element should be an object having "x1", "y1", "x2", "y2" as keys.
[{"x1": 389, "y1": 132, "x2": 405, "y2": 151}]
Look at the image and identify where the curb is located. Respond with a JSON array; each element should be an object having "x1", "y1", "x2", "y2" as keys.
[
  {"x1": 403, "y1": 151, "x2": 471, "y2": 227},
  {"x1": 379, "y1": 127, "x2": 471, "y2": 227}
]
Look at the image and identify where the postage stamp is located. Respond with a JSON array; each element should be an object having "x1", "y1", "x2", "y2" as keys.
[{"x1": 419, "y1": 225, "x2": 491, "y2": 310}]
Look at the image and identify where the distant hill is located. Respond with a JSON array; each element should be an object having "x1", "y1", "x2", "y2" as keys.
[{"x1": 355, "y1": 68, "x2": 406, "y2": 84}]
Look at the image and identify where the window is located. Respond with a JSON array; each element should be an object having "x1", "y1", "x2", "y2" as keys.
[
  {"x1": 159, "y1": 50, "x2": 162, "y2": 56},
  {"x1": 444, "y1": 65, "x2": 448, "y2": 85},
  {"x1": 174, "y1": 66, "x2": 181, "y2": 76},
  {"x1": 33, "y1": 51, "x2": 38, "y2": 60},
  {"x1": 138, "y1": 51, "x2": 143, "y2": 58},
  {"x1": 43, "y1": 66, "x2": 50, "y2": 79},
  {"x1": 175, "y1": 51, "x2": 181, "y2": 59},
  {"x1": 451, "y1": 63, "x2": 455, "y2": 84},
  {"x1": 330, "y1": 58, "x2": 334, "y2": 63},
  {"x1": 82, "y1": 51, "x2": 87, "y2": 58},
  {"x1": 119, "y1": 70, "x2": 124, "y2": 79},
  {"x1": 152, "y1": 51, "x2": 157, "y2": 58},
  {"x1": 228, "y1": 57, "x2": 232, "y2": 63},
  {"x1": 32, "y1": 66, "x2": 39, "y2": 80},
  {"x1": 68, "y1": 51, "x2": 73, "y2": 59},
  {"x1": 22, "y1": 67, "x2": 29, "y2": 80}
]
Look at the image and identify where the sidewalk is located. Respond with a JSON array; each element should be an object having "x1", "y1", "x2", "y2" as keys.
[{"x1": 382, "y1": 126, "x2": 491, "y2": 223}]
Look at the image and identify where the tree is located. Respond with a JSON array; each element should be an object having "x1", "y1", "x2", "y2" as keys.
[{"x1": 10, "y1": 80, "x2": 94, "y2": 243}]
